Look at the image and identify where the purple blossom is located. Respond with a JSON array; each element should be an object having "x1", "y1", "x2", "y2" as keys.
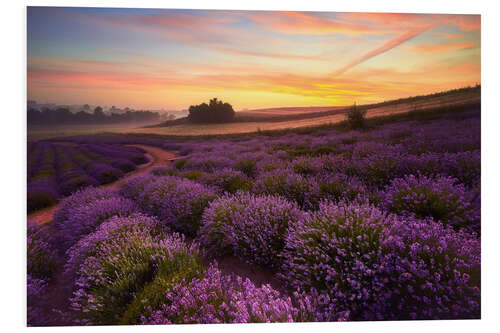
[
  {"x1": 142, "y1": 264, "x2": 298, "y2": 324},
  {"x1": 198, "y1": 192, "x2": 304, "y2": 268}
]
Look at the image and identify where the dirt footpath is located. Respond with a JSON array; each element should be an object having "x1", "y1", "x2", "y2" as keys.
[{"x1": 27, "y1": 145, "x2": 177, "y2": 225}]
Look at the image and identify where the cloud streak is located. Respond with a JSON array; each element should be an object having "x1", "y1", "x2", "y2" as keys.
[{"x1": 334, "y1": 23, "x2": 440, "y2": 76}]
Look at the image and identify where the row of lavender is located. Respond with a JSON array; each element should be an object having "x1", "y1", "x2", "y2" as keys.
[
  {"x1": 27, "y1": 178, "x2": 480, "y2": 324},
  {"x1": 27, "y1": 142, "x2": 148, "y2": 213},
  {"x1": 27, "y1": 110, "x2": 480, "y2": 325}
]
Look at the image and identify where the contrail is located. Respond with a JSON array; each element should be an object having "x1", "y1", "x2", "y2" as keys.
[{"x1": 334, "y1": 23, "x2": 440, "y2": 76}]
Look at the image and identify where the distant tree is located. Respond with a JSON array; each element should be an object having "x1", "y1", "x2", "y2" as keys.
[
  {"x1": 346, "y1": 102, "x2": 367, "y2": 129},
  {"x1": 94, "y1": 106, "x2": 104, "y2": 117},
  {"x1": 83, "y1": 104, "x2": 90, "y2": 111},
  {"x1": 188, "y1": 98, "x2": 235, "y2": 124}
]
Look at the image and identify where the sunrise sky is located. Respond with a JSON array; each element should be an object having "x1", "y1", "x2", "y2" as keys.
[{"x1": 27, "y1": 7, "x2": 480, "y2": 110}]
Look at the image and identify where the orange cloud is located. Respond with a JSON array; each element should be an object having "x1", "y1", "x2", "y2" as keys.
[
  {"x1": 411, "y1": 42, "x2": 478, "y2": 53},
  {"x1": 247, "y1": 11, "x2": 381, "y2": 35},
  {"x1": 212, "y1": 45, "x2": 328, "y2": 61}
]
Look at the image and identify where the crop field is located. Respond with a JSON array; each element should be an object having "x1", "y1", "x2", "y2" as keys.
[
  {"x1": 27, "y1": 142, "x2": 149, "y2": 213},
  {"x1": 27, "y1": 105, "x2": 480, "y2": 325},
  {"x1": 126, "y1": 88, "x2": 480, "y2": 136}
]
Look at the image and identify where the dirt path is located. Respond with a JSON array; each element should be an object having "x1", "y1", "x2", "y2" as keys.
[{"x1": 27, "y1": 145, "x2": 178, "y2": 225}]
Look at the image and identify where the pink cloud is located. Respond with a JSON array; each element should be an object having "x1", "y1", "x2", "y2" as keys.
[
  {"x1": 411, "y1": 41, "x2": 478, "y2": 53},
  {"x1": 334, "y1": 23, "x2": 440, "y2": 75}
]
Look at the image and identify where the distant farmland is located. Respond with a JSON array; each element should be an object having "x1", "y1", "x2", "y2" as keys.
[
  {"x1": 124, "y1": 86, "x2": 480, "y2": 136},
  {"x1": 27, "y1": 86, "x2": 480, "y2": 140}
]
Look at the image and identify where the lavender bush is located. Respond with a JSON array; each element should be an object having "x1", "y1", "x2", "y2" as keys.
[
  {"x1": 134, "y1": 175, "x2": 216, "y2": 236},
  {"x1": 281, "y1": 201, "x2": 480, "y2": 320},
  {"x1": 253, "y1": 169, "x2": 321, "y2": 210},
  {"x1": 198, "y1": 192, "x2": 303, "y2": 267},
  {"x1": 68, "y1": 215, "x2": 202, "y2": 325},
  {"x1": 54, "y1": 187, "x2": 137, "y2": 251},
  {"x1": 141, "y1": 264, "x2": 298, "y2": 324},
  {"x1": 381, "y1": 174, "x2": 479, "y2": 233}
]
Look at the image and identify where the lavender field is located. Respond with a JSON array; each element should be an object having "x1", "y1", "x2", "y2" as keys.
[
  {"x1": 27, "y1": 142, "x2": 148, "y2": 213},
  {"x1": 27, "y1": 106, "x2": 480, "y2": 325}
]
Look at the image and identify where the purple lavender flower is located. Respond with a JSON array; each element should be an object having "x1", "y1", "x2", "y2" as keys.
[
  {"x1": 133, "y1": 175, "x2": 216, "y2": 236},
  {"x1": 68, "y1": 214, "x2": 201, "y2": 325},
  {"x1": 54, "y1": 188, "x2": 137, "y2": 251},
  {"x1": 198, "y1": 192, "x2": 303, "y2": 267},
  {"x1": 381, "y1": 173, "x2": 479, "y2": 234},
  {"x1": 142, "y1": 264, "x2": 297, "y2": 324},
  {"x1": 253, "y1": 168, "x2": 321, "y2": 210},
  {"x1": 281, "y1": 201, "x2": 480, "y2": 320}
]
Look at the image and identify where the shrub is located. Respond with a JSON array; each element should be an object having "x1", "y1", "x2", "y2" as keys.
[
  {"x1": 58, "y1": 175, "x2": 99, "y2": 196},
  {"x1": 27, "y1": 274, "x2": 48, "y2": 326},
  {"x1": 281, "y1": 202, "x2": 392, "y2": 319},
  {"x1": 346, "y1": 103, "x2": 367, "y2": 129},
  {"x1": 137, "y1": 176, "x2": 216, "y2": 236},
  {"x1": 150, "y1": 166, "x2": 179, "y2": 177},
  {"x1": 181, "y1": 170, "x2": 207, "y2": 181},
  {"x1": 253, "y1": 169, "x2": 320, "y2": 210},
  {"x1": 141, "y1": 264, "x2": 297, "y2": 324},
  {"x1": 27, "y1": 222, "x2": 58, "y2": 280},
  {"x1": 55, "y1": 196, "x2": 137, "y2": 251},
  {"x1": 68, "y1": 215, "x2": 202, "y2": 325},
  {"x1": 379, "y1": 218, "x2": 481, "y2": 320},
  {"x1": 111, "y1": 158, "x2": 137, "y2": 173},
  {"x1": 119, "y1": 174, "x2": 156, "y2": 201},
  {"x1": 53, "y1": 187, "x2": 117, "y2": 226},
  {"x1": 27, "y1": 181, "x2": 58, "y2": 213},
  {"x1": 233, "y1": 158, "x2": 257, "y2": 177},
  {"x1": 316, "y1": 172, "x2": 368, "y2": 202},
  {"x1": 88, "y1": 164, "x2": 124, "y2": 184},
  {"x1": 291, "y1": 156, "x2": 323, "y2": 176},
  {"x1": 281, "y1": 202, "x2": 481, "y2": 320},
  {"x1": 198, "y1": 192, "x2": 303, "y2": 267},
  {"x1": 381, "y1": 174, "x2": 479, "y2": 233},
  {"x1": 202, "y1": 168, "x2": 252, "y2": 193}
]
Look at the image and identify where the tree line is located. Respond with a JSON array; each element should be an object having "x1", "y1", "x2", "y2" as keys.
[{"x1": 27, "y1": 106, "x2": 160, "y2": 125}]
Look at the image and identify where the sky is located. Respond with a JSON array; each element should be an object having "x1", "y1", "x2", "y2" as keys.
[{"x1": 27, "y1": 7, "x2": 481, "y2": 110}]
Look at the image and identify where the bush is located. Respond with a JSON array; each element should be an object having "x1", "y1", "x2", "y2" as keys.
[
  {"x1": 188, "y1": 98, "x2": 235, "y2": 123},
  {"x1": 379, "y1": 218, "x2": 481, "y2": 320},
  {"x1": 27, "y1": 181, "x2": 58, "y2": 213},
  {"x1": 281, "y1": 202, "x2": 481, "y2": 320},
  {"x1": 198, "y1": 192, "x2": 303, "y2": 267},
  {"x1": 291, "y1": 156, "x2": 323, "y2": 176},
  {"x1": 55, "y1": 195, "x2": 137, "y2": 251},
  {"x1": 150, "y1": 166, "x2": 178, "y2": 177},
  {"x1": 346, "y1": 103, "x2": 367, "y2": 129},
  {"x1": 316, "y1": 172, "x2": 368, "y2": 202},
  {"x1": 202, "y1": 168, "x2": 252, "y2": 193},
  {"x1": 137, "y1": 176, "x2": 216, "y2": 236},
  {"x1": 111, "y1": 158, "x2": 137, "y2": 173},
  {"x1": 141, "y1": 264, "x2": 297, "y2": 324},
  {"x1": 281, "y1": 202, "x2": 392, "y2": 319},
  {"x1": 381, "y1": 174, "x2": 479, "y2": 233},
  {"x1": 119, "y1": 174, "x2": 157, "y2": 201},
  {"x1": 27, "y1": 274, "x2": 48, "y2": 326},
  {"x1": 68, "y1": 215, "x2": 202, "y2": 325},
  {"x1": 253, "y1": 169, "x2": 320, "y2": 210},
  {"x1": 53, "y1": 187, "x2": 116, "y2": 224},
  {"x1": 234, "y1": 158, "x2": 257, "y2": 177},
  {"x1": 27, "y1": 222, "x2": 58, "y2": 280},
  {"x1": 88, "y1": 164, "x2": 124, "y2": 184}
]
